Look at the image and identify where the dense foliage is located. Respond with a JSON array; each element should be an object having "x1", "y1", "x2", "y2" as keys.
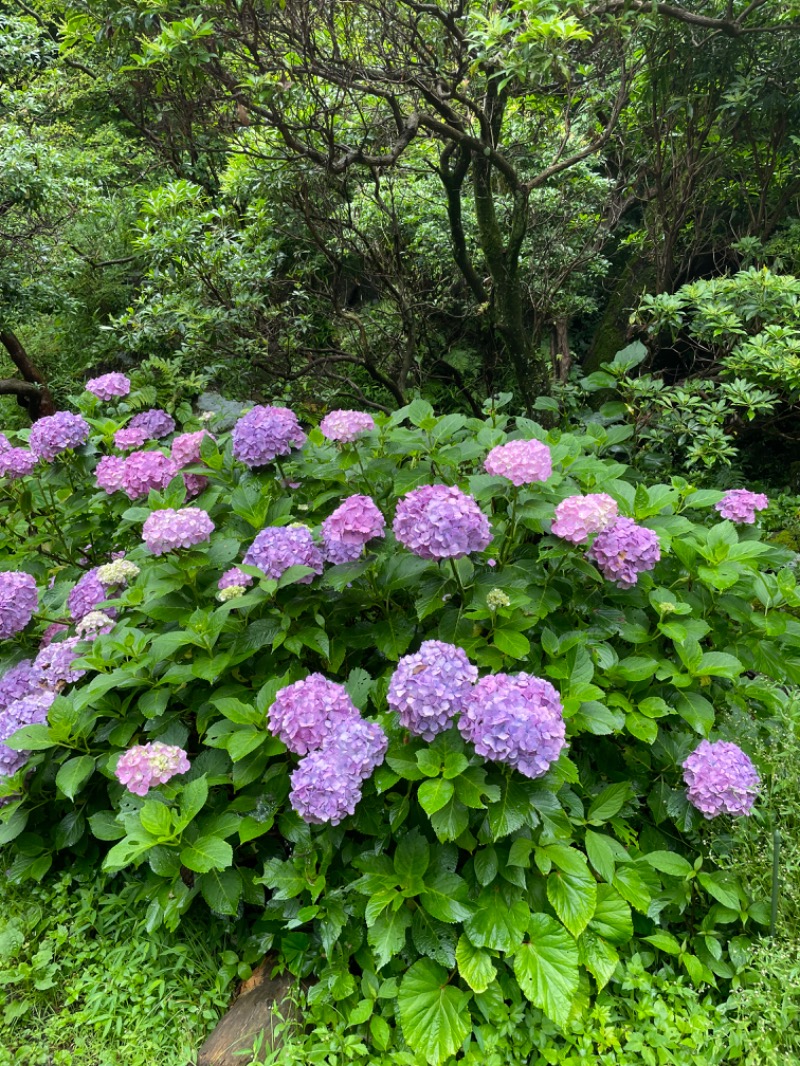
[{"x1": 0, "y1": 383, "x2": 795, "y2": 1062}]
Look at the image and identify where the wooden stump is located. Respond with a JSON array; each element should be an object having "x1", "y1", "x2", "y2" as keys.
[{"x1": 198, "y1": 964, "x2": 300, "y2": 1065}]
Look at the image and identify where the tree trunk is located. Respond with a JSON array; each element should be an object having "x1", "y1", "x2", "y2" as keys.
[{"x1": 0, "y1": 330, "x2": 55, "y2": 420}]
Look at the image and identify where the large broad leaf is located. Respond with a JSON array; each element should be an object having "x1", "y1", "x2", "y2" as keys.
[
  {"x1": 412, "y1": 909, "x2": 457, "y2": 968},
  {"x1": 394, "y1": 829, "x2": 430, "y2": 891},
  {"x1": 547, "y1": 862, "x2": 597, "y2": 938},
  {"x1": 455, "y1": 934, "x2": 496, "y2": 993},
  {"x1": 589, "y1": 885, "x2": 634, "y2": 945},
  {"x1": 513, "y1": 913, "x2": 579, "y2": 1027},
  {"x1": 55, "y1": 755, "x2": 95, "y2": 801},
  {"x1": 578, "y1": 931, "x2": 619, "y2": 991},
  {"x1": 198, "y1": 868, "x2": 243, "y2": 916},
  {"x1": 180, "y1": 835, "x2": 233, "y2": 874},
  {"x1": 464, "y1": 889, "x2": 529, "y2": 951},
  {"x1": 368, "y1": 906, "x2": 412, "y2": 969},
  {"x1": 419, "y1": 871, "x2": 472, "y2": 924},
  {"x1": 398, "y1": 959, "x2": 472, "y2": 1066}
]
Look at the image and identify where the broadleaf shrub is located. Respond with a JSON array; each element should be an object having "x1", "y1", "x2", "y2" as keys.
[{"x1": 1, "y1": 381, "x2": 797, "y2": 1062}]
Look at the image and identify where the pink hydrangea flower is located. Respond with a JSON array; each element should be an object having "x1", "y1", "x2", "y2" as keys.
[
  {"x1": 586, "y1": 517, "x2": 660, "y2": 588},
  {"x1": 393, "y1": 484, "x2": 492, "y2": 560},
  {"x1": 0, "y1": 572, "x2": 38, "y2": 640},
  {"x1": 0, "y1": 448, "x2": 36, "y2": 480},
  {"x1": 322, "y1": 495, "x2": 386, "y2": 563},
  {"x1": 232, "y1": 405, "x2": 306, "y2": 467},
  {"x1": 171, "y1": 430, "x2": 213, "y2": 497},
  {"x1": 683, "y1": 740, "x2": 760, "y2": 818},
  {"x1": 319, "y1": 410, "x2": 376, "y2": 443},
  {"x1": 551, "y1": 493, "x2": 619, "y2": 543},
  {"x1": 95, "y1": 455, "x2": 128, "y2": 494},
  {"x1": 115, "y1": 742, "x2": 190, "y2": 796},
  {"x1": 243, "y1": 526, "x2": 323, "y2": 582},
  {"x1": 85, "y1": 373, "x2": 131, "y2": 400},
  {"x1": 121, "y1": 451, "x2": 180, "y2": 499},
  {"x1": 268, "y1": 674, "x2": 360, "y2": 755},
  {"x1": 714, "y1": 489, "x2": 769, "y2": 525},
  {"x1": 484, "y1": 439, "x2": 552, "y2": 486},
  {"x1": 114, "y1": 409, "x2": 175, "y2": 450},
  {"x1": 28, "y1": 412, "x2": 90, "y2": 461},
  {"x1": 142, "y1": 508, "x2": 215, "y2": 555}
]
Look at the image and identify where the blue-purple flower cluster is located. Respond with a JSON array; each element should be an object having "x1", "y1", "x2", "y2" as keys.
[
  {"x1": 682, "y1": 740, "x2": 760, "y2": 818},
  {"x1": 388, "y1": 640, "x2": 477, "y2": 741},
  {"x1": 0, "y1": 572, "x2": 38, "y2": 640},
  {"x1": 232, "y1": 405, "x2": 306, "y2": 467},
  {"x1": 322, "y1": 495, "x2": 386, "y2": 563},
  {"x1": 393, "y1": 484, "x2": 492, "y2": 560},
  {"x1": 28, "y1": 412, "x2": 90, "y2": 461},
  {"x1": 243, "y1": 525, "x2": 323, "y2": 582}
]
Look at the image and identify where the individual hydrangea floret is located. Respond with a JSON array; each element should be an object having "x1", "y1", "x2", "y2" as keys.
[
  {"x1": 268, "y1": 674, "x2": 360, "y2": 755},
  {"x1": 232, "y1": 405, "x2": 306, "y2": 467},
  {"x1": 289, "y1": 750, "x2": 364, "y2": 826},
  {"x1": 551, "y1": 493, "x2": 619, "y2": 544},
  {"x1": 486, "y1": 588, "x2": 511, "y2": 611},
  {"x1": 0, "y1": 572, "x2": 38, "y2": 640},
  {"x1": 34, "y1": 636, "x2": 85, "y2": 687},
  {"x1": 40, "y1": 622, "x2": 69, "y2": 648},
  {"x1": 96, "y1": 559, "x2": 140, "y2": 586},
  {"x1": 586, "y1": 517, "x2": 661, "y2": 589},
  {"x1": 120, "y1": 451, "x2": 180, "y2": 500},
  {"x1": 0, "y1": 690, "x2": 56, "y2": 777},
  {"x1": 28, "y1": 412, "x2": 90, "y2": 461},
  {"x1": 319, "y1": 410, "x2": 376, "y2": 443},
  {"x1": 68, "y1": 569, "x2": 111, "y2": 622},
  {"x1": 714, "y1": 489, "x2": 769, "y2": 525},
  {"x1": 115, "y1": 742, "x2": 190, "y2": 797},
  {"x1": 0, "y1": 448, "x2": 36, "y2": 480},
  {"x1": 682, "y1": 740, "x2": 760, "y2": 819},
  {"x1": 142, "y1": 508, "x2": 215, "y2": 555},
  {"x1": 0, "y1": 661, "x2": 39, "y2": 712},
  {"x1": 85, "y1": 373, "x2": 131, "y2": 400},
  {"x1": 95, "y1": 455, "x2": 128, "y2": 494},
  {"x1": 484, "y1": 439, "x2": 552, "y2": 487},
  {"x1": 393, "y1": 484, "x2": 492, "y2": 560},
  {"x1": 75, "y1": 611, "x2": 115, "y2": 638},
  {"x1": 388, "y1": 640, "x2": 478, "y2": 741},
  {"x1": 460, "y1": 673, "x2": 566, "y2": 779},
  {"x1": 322, "y1": 495, "x2": 386, "y2": 563},
  {"x1": 114, "y1": 409, "x2": 176, "y2": 450},
  {"x1": 243, "y1": 526, "x2": 323, "y2": 583},
  {"x1": 219, "y1": 567, "x2": 253, "y2": 591}
]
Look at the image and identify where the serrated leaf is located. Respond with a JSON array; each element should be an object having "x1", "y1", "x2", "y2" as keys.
[
  {"x1": 180, "y1": 835, "x2": 232, "y2": 873},
  {"x1": 587, "y1": 783, "x2": 630, "y2": 825},
  {"x1": 412, "y1": 909, "x2": 457, "y2": 968},
  {"x1": 493, "y1": 629, "x2": 530, "y2": 659},
  {"x1": 455, "y1": 934, "x2": 496, "y2": 993},
  {"x1": 419, "y1": 871, "x2": 472, "y2": 924},
  {"x1": 464, "y1": 891, "x2": 529, "y2": 951},
  {"x1": 55, "y1": 755, "x2": 95, "y2": 801},
  {"x1": 578, "y1": 931, "x2": 619, "y2": 990},
  {"x1": 513, "y1": 913, "x2": 579, "y2": 1027},
  {"x1": 547, "y1": 863, "x2": 597, "y2": 938},
  {"x1": 643, "y1": 850, "x2": 694, "y2": 878},
  {"x1": 589, "y1": 886, "x2": 633, "y2": 945},
  {"x1": 398, "y1": 959, "x2": 472, "y2": 1066},
  {"x1": 198, "y1": 867, "x2": 243, "y2": 916},
  {"x1": 368, "y1": 906, "x2": 412, "y2": 969},
  {"x1": 394, "y1": 830, "x2": 430, "y2": 889},
  {"x1": 473, "y1": 847, "x2": 498, "y2": 886}
]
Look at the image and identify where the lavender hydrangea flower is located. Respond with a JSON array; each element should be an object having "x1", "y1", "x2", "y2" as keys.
[
  {"x1": 319, "y1": 410, "x2": 376, "y2": 443},
  {"x1": 322, "y1": 495, "x2": 386, "y2": 563},
  {"x1": 551, "y1": 493, "x2": 619, "y2": 544},
  {"x1": 268, "y1": 674, "x2": 360, "y2": 755},
  {"x1": 0, "y1": 690, "x2": 55, "y2": 777},
  {"x1": 0, "y1": 432, "x2": 9, "y2": 452},
  {"x1": 28, "y1": 412, "x2": 90, "y2": 461},
  {"x1": 0, "y1": 661, "x2": 39, "y2": 712},
  {"x1": 393, "y1": 484, "x2": 492, "y2": 560},
  {"x1": 0, "y1": 448, "x2": 36, "y2": 480},
  {"x1": 682, "y1": 740, "x2": 760, "y2": 819},
  {"x1": 95, "y1": 455, "x2": 128, "y2": 494},
  {"x1": 388, "y1": 640, "x2": 478, "y2": 741},
  {"x1": 142, "y1": 508, "x2": 215, "y2": 555},
  {"x1": 120, "y1": 451, "x2": 180, "y2": 499},
  {"x1": 586, "y1": 517, "x2": 661, "y2": 588},
  {"x1": 232, "y1": 405, "x2": 306, "y2": 467},
  {"x1": 0, "y1": 572, "x2": 38, "y2": 639},
  {"x1": 714, "y1": 489, "x2": 769, "y2": 525},
  {"x1": 322, "y1": 716, "x2": 388, "y2": 781},
  {"x1": 243, "y1": 526, "x2": 323, "y2": 583},
  {"x1": 115, "y1": 742, "x2": 190, "y2": 797},
  {"x1": 218, "y1": 567, "x2": 253, "y2": 591},
  {"x1": 484, "y1": 439, "x2": 552, "y2": 486},
  {"x1": 34, "y1": 636, "x2": 85, "y2": 686},
  {"x1": 114, "y1": 409, "x2": 176, "y2": 450},
  {"x1": 289, "y1": 750, "x2": 364, "y2": 825},
  {"x1": 85, "y1": 373, "x2": 131, "y2": 400},
  {"x1": 68, "y1": 569, "x2": 111, "y2": 622},
  {"x1": 460, "y1": 673, "x2": 566, "y2": 779}
]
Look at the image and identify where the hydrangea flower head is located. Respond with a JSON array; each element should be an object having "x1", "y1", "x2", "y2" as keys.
[
  {"x1": 388, "y1": 640, "x2": 478, "y2": 741},
  {"x1": 460, "y1": 673, "x2": 566, "y2": 779},
  {"x1": 96, "y1": 559, "x2": 140, "y2": 586},
  {"x1": 484, "y1": 439, "x2": 552, "y2": 486},
  {"x1": 115, "y1": 742, "x2": 190, "y2": 797},
  {"x1": 121, "y1": 451, "x2": 180, "y2": 499},
  {"x1": 552, "y1": 493, "x2": 619, "y2": 543},
  {"x1": 0, "y1": 572, "x2": 38, "y2": 640},
  {"x1": 218, "y1": 585, "x2": 246, "y2": 602},
  {"x1": 322, "y1": 717, "x2": 388, "y2": 782},
  {"x1": 268, "y1": 674, "x2": 360, "y2": 755},
  {"x1": 319, "y1": 410, "x2": 376, "y2": 443},
  {"x1": 34, "y1": 636, "x2": 85, "y2": 686},
  {"x1": 75, "y1": 611, "x2": 115, "y2": 638},
  {"x1": 243, "y1": 526, "x2": 323, "y2": 582},
  {"x1": 586, "y1": 517, "x2": 660, "y2": 588},
  {"x1": 682, "y1": 740, "x2": 760, "y2": 818},
  {"x1": 95, "y1": 455, "x2": 128, "y2": 494},
  {"x1": 68, "y1": 569, "x2": 111, "y2": 622},
  {"x1": 0, "y1": 690, "x2": 55, "y2": 777},
  {"x1": 289, "y1": 749, "x2": 364, "y2": 825},
  {"x1": 40, "y1": 622, "x2": 69, "y2": 648},
  {"x1": 714, "y1": 489, "x2": 769, "y2": 525},
  {"x1": 393, "y1": 484, "x2": 492, "y2": 560},
  {"x1": 486, "y1": 588, "x2": 511, "y2": 611},
  {"x1": 0, "y1": 448, "x2": 36, "y2": 480},
  {"x1": 0, "y1": 661, "x2": 39, "y2": 712},
  {"x1": 232, "y1": 405, "x2": 306, "y2": 467},
  {"x1": 171, "y1": 430, "x2": 213, "y2": 496},
  {"x1": 85, "y1": 373, "x2": 131, "y2": 400},
  {"x1": 142, "y1": 508, "x2": 215, "y2": 555},
  {"x1": 322, "y1": 495, "x2": 386, "y2": 563},
  {"x1": 0, "y1": 432, "x2": 9, "y2": 452},
  {"x1": 114, "y1": 409, "x2": 176, "y2": 450},
  {"x1": 28, "y1": 412, "x2": 90, "y2": 461},
  {"x1": 219, "y1": 567, "x2": 253, "y2": 591}
]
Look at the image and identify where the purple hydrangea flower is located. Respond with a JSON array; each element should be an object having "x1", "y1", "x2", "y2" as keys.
[
  {"x1": 0, "y1": 572, "x2": 38, "y2": 639},
  {"x1": 0, "y1": 690, "x2": 55, "y2": 777},
  {"x1": 322, "y1": 495, "x2": 386, "y2": 563},
  {"x1": 0, "y1": 661, "x2": 39, "y2": 712},
  {"x1": 95, "y1": 455, "x2": 128, "y2": 494},
  {"x1": 0, "y1": 432, "x2": 9, "y2": 452},
  {"x1": 68, "y1": 569, "x2": 111, "y2": 622},
  {"x1": 232, "y1": 405, "x2": 306, "y2": 467},
  {"x1": 34, "y1": 636, "x2": 85, "y2": 687},
  {"x1": 171, "y1": 430, "x2": 212, "y2": 497},
  {"x1": 388, "y1": 640, "x2": 478, "y2": 741},
  {"x1": 120, "y1": 451, "x2": 180, "y2": 499},
  {"x1": 683, "y1": 740, "x2": 760, "y2": 819},
  {"x1": 218, "y1": 567, "x2": 254, "y2": 591},
  {"x1": 714, "y1": 489, "x2": 769, "y2": 525},
  {"x1": 85, "y1": 373, "x2": 131, "y2": 400},
  {"x1": 268, "y1": 673, "x2": 360, "y2": 755},
  {"x1": 115, "y1": 742, "x2": 190, "y2": 797},
  {"x1": 393, "y1": 484, "x2": 492, "y2": 560},
  {"x1": 142, "y1": 507, "x2": 215, "y2": 555},
  {"x1": 551, "y1": 493, "x2": 619, "y2": 544},
  {"x1": 459, "y1": 673, "x2": 566, "y2": 779},
  {"x1": 114, "y1": 409, "x2": 176, "y2": 450},
  {"x1": 289, "y1": 750, "x2": 364, "y2": 825},
  {"x1": 28, "y1": 412, "x2": 90, "y2": 461},
  {"x1": 322, "y1": 716, "x2": 388, "y2": 782},
  {"x1": 484, "y1": 439, "x2": 552, "y2": 486},
  {"x1": 0, "y1": 447, "x2": 36, "y2": 480},
  {"x1": 319, "y1": 410, "x2": 376, "y2": 443},
  {"x1": 243, "y1": 526, "x2": 324, "y2": 583},
  {"x1": 40, "y1": 623, "x2": 69, "y2": 648},
  {"x1": 586, "y1": 517, "x2": 661, "y2": 588}
]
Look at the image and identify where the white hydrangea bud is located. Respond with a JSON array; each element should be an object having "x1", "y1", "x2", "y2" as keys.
[
  {"x1": 76, "y1": 610, "x2": 115, "y2": 637},
  {"x1": 217, "y1": 584, "x2": 246, "y2": 602},
  {"x1": 486, "y1": 588, "x2": 511, "y2": 611}
]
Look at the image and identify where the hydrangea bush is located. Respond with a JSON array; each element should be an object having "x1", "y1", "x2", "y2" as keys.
[{"x1": 0, "y1": 390, "x2": 796, "y2": 1064}]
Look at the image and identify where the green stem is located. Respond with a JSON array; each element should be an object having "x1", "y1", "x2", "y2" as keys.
[
  {"x1": 499, "y1": 488, "x2": 520, "y2": 566},
  {"x1": 771, "y1": 828, "x2": 781, "y2": 938}
]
